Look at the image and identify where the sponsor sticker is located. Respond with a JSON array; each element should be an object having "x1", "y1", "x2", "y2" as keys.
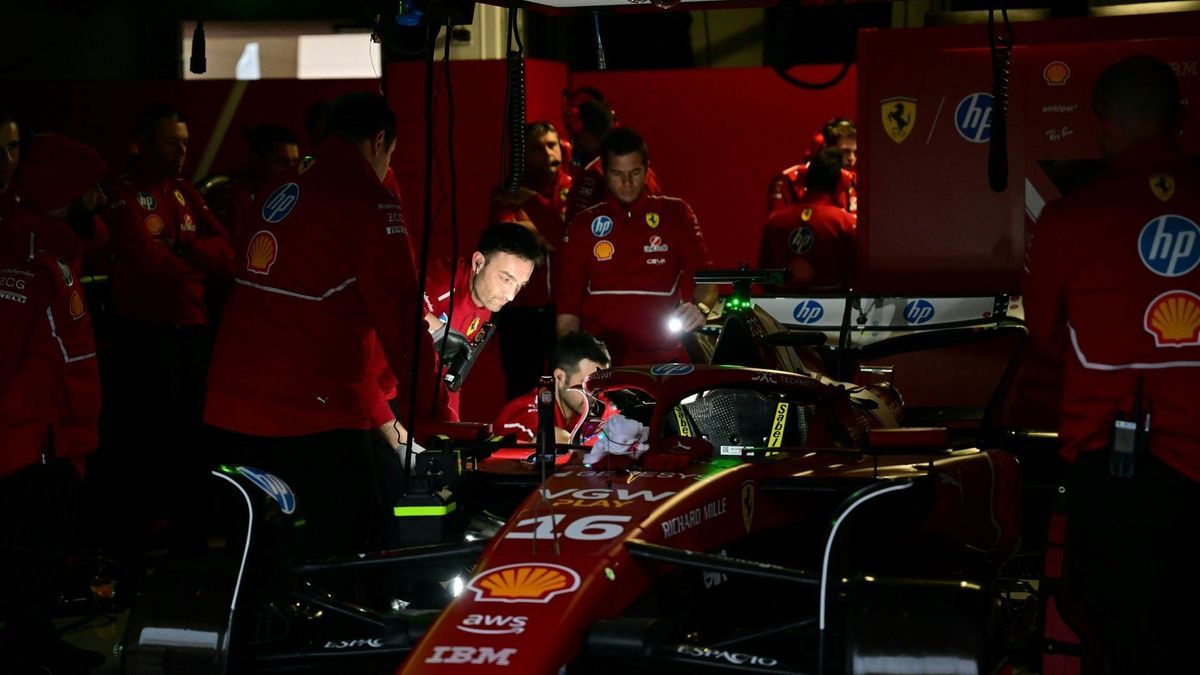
[
  {"x1": 644, "y1": 235, "x2": 668, "y2": 253},
  {"x1": 646, "y1": 257, "x2": 667, "y2": 265},
  {"x1": 650, "y1": 363, "x2": 694, "y2": 376},
  {"x1": 457, "y1": 614, "x2": 528, "y2": 636},
  {"x1": 646, "y1": 212, "x2": 660, "y2": 228},
  {"x1": 323, "y1": 639, "x2": 383, "y2": 649},
  {"x1": 1138, "y1": 215, "x2": 1200, "y2": 277},
  {"x1": 591, "y1": 215, "x2": 614, "y2": 237},
  {"x1": 1150, "y1": 174, "x2": 1175, "y2": 202},
  {"x1": 767, "y1": 402, "x2": 788, "y2": 448},
  {"x1": 136, "y1": 192, "x2": 157, "y2": 211},
  {"x1": 788, "y1": 226, "x2": 814, "y2": 254},
  {"x1": 792, "y1": 300, "x2": 824, "y2": 324},
  {"x1": 56, "y1": 259, "x2": 74, "y2": 286},
  {"x1": 0, "y1": 275, "x2": 27, "y2": 290},
  {"x1": 741, "y1": 481, "x2": 755, "y2": 532},
  {"x1": 246, "y1": 230, "x2": 279, "y2": 275},
  {"x1": 0, "y1": 290, "x2": 28, "y2": 304},
  {"x1": 540, "y1": 486, "x2": 676, "y2": 509},
  {"x1": 954, "y1": 92, "x2": 993, "y2": 143},
  {"x1": 467, "y1": 563, "x2": 581, "y2": 604},
  {"x1": 661, "y1": 496, "x2": 728, "y2": 539},
  {"x1": 236, "y1": 466, "x2": 297, "y2": 514},
  {"x1": 904, "y1": 299, "x2": 935, "y2": 324},
  {"x1": 69, "y1": 291, "x2": 85, "y2": 320},
  {"x1": 180, "y1": 213, "x2": 195, "y2": 232},
  {"x1": 424, "y1": 646, "x2": 518, "y2": 666},
  {"x1": 1144, "y1": 290, "x2": 1200, "y2": 347},
  {"x1": 1043, "y1": 60, "x2": 1071, "y2": 86},
  {"x1": 881, "y1": 96, "x2": 917, "y2": 143},
  {"x1": 144, "y1": 214, "x2": 165, "y2": 236},
  {"x1": 261, "y1": 182, "x2": 300, "y2": 224},
  {"x1": 593, "y1": 240, "x2": 615, "y2": 261},
  {"x1": 675, "y1": 645, "x2": 779, "y2": 668},
  {"x1": 173, "y1": 189, "x2": 186, "y2": 206}
]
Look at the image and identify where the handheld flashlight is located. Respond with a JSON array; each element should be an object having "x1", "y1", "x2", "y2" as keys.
[{"x1": 667, "y1": 316, "x2": 684, "y2": 333}]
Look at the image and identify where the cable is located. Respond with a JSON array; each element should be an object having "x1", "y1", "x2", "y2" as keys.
[
  {"x1": 769, "y1": 0, "x2": 853, "y2": 91},
  {"x1": 987, "y1": 7, "x2": 1014, "y2": 193},
  {"x1": 592, "y1": 12, "x2": 607, "y2": 71},
  {"x1": 435, "y1": 8, "x2": 460, "y2": 416},
  {"x1": 501, "y1": 7, "x2": 526, "y2": 194}
]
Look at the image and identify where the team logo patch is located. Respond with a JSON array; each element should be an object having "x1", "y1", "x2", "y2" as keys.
[
  {"x1": 881, "y1": 96, "x2": 917, "y2": 144},
  {"x1": 69, "y1": 290, "x2": 85, "y2": 320},
  {"x1": 181, "y1": 213, "x2": 195, "y2": 233},
  {"x1": 467, "y1": 317, "x2": 481, "y2": 337},
  {"x1": 1043, "y1": 61, "x2": 1071, "y2": 86},
  {"x1": 650, "y1": 363, "x2": 695, "y2": 376},
  {"x1": 646, "y1": 212, "x2": 660, "y2": 229},
  {"x1": 1138, "y1": 215, "x2": 1200, "y2": 277},
  {"x1": 1144, "y1": 290, "x2": 1200, "y2": 347},
  {"x1": 144, "y1": 214, "x2": 164, "y2": 236},
  {"x1": 800, "y1": 208, "x2": 813, "y2": 222},
  {"x1": 741, "y1": 481, "x2": 754, "y2": 533},
  {"x1": 173, "y1": 189, "x2": 186, "y2": 206},
  {"x1": 56, "y1": 259, "x2": 74, "y2": 287},
  {"x1": 788, "y1": 226, "x2": 814, "y2": 254},
  {"x1": 954, "y1": 92, "x2": 993, "y2": 143},
  {"x1": 644, "y1": 235, "x2": 668, "y2": 253},
  {"x1": 793, "y1": 299, "x2": 824, "y2": 324},
  {"x1": 236, "y1": 466, "x2": 297, "y2": 515},
  {"x1": 136, "y1": 192, "x2": 157, "y2": 211},
  {"x1": 591, "y1": 215, "x2": 614, "y2": 237},
  {"x1": 904, "y1": 299, "x2": 935, "y2": 324},
  {"x1": 467, "y1": 563, "x2": 581, "y2": 604},
  {"x1": 1150, "y1": 174, "x2": 1175, "y2": 202},
  {"x1": 246, "y1": 230, "x2": 279, "y2": 275},
  {"x1": 593, "y1": 240, "x2": 614, "y2": 262},
  {"x1": 261, "y1": 182, "x2": 300, "y2": 224}
]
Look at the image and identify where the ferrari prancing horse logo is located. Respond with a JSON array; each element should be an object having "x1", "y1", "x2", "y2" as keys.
[
  {"x1": 1150, "y1": 173, "x2": 1175, "y2": 202},
  {"x1": 741, "y1": 481, "x2": 754, "y2": 533},
  {"x1": 881, "y1": 96, "x2": 917, "y2": 144}
]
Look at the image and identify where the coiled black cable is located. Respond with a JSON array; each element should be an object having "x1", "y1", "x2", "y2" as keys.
[
  {"x1": 436, "y1": 9, "x2": 460, "y2": 415},
  {"x1": 988, "y1": 7, "x2": 1014, "y2": 193},
  {"x1": 501, "y1": 7, "x2": 526, "y2": 194}
]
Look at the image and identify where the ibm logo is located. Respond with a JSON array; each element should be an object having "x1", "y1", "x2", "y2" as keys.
[
  {"x1": 954, "y1": 93, "x2": 993, "y2": 143},
  {"x1": 1139, "y1": 215, "x2": 1200, "y2": 277}
]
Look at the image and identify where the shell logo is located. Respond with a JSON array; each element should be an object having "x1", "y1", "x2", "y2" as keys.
[
  {"x1": 1144, "y1": 290, "x2": 1200, "y2": 347},
  {"x1": 144, "y1": 215, "x2": 165, "y2": 236},
  {"x1": 246, "y1": 231, "x2": 279, "y2": 275},
  {"x1": 1043, "y1": 61, "x2": 1070, "y2": 86},
  {"x1": 467, "y1": 563, "x2": 581, "y2": 604},
  {"x1": 593, "y1": 240, "x2": 615, "y2": 262},
  {"x1": 68, "y1": 291, "x2": 85, "y2": 320}
]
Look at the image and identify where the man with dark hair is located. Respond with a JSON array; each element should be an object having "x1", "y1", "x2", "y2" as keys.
[
  {"x1": 205, "y1": 92, "x2": 439, "y2": 557},
  {"x1": 767, "y1": 116, "x2": 858, "y2": 215},
  {"x1": 489, "y1": 121, "x2": 573, "y2": 398},
  {"x1": 564, "y1": 100, "x2": 665, "y2": 222},
  {"x1": 557, "y1": 127, "x2": 715, "y2": 365},
  {"x1": 757, "y1": 148, "x2": 857, "y2": 292},
  {"x1": 206, "y1": 124, "x2": 301, "y2": 244},
  {"x1": 1025, "y1": 55, "x2": 1199, "y2": 674},
  {"x1": 493, "y1": 331, "x2": 611, "y2": 444}
]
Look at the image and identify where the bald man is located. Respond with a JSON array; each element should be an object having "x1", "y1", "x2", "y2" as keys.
[{"x1": 1024, "y1": 55, "x2": 1200, "y2": 674}]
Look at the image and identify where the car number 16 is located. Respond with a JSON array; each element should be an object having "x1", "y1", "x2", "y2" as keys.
[{"x1": 504, "y1": 514, "x2": 633, "y2": 541}]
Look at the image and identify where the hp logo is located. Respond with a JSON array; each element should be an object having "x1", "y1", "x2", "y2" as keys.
[
  {"x1": 904, "y1": 299, "x2": 935, "y2": 324},
  {"x1": 261, "y1": 182, "x2": 301, "y2": 224},
  {"x1": 1139, "y1": 215, "x2": 1200, "y2": 277},
  {"x1": 955, "y1": 93, "x2": 993, "y2": 143},
  {"x1": 236, "y1": 466, "x2": 297, "y2": 514},
  {"x1": 793, "y1": 300, "x2": 825, "y2": 324},
  {"x1": 650, "y1": 363, "x2": 694, "y2": 376}
]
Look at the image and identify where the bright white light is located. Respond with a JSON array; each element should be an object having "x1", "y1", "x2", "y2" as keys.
[
  {"x1": 668, "y1": 317, "x2": 684, "y2": 333},
  {"x1": 450, "y1": 576, "x2": 465, "y2": 597},
  {"x1": 235, "y1": 42, "x2": 261, "y2": 80},
  {"x1": 297, "y1": 33, "x2": 381, "y2": 80}
]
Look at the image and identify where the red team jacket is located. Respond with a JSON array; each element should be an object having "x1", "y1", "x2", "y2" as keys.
[
  {"x1": 422, "y1": 260, "x2": 492, "y2": 420},
  {"x1": 758, "y1": 192, "x2": 857, "y2": 292},
  {"x1": 0, "y1": 212, "x2": 100, "y2": 478},
  {"x1": 205, "y1": 139, "x2": 445, "y2": 437},
  {"x1": 492, "y1": 388, "x2": 574, "y2": 443},
  {"x1": 106, "y1": 174, "x2": 233, "y2": 325},
  {"x1": 1024, "y1": 142, "x2": 1200, "y2": 481},
  {"x1": 489, "y1": 170, "x2": 573, "y2": 308},
  {"x1": 558, "y1": 192, "x2": 712, "y2": 365}
]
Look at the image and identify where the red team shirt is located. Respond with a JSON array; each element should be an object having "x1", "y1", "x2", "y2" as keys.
[
  {"x1": 766, "y1": 163, "x2": 857, "y2": 215},
  {"x1": 1024, "y1": 142, "x2": 1200, "y2": 481},
  {"x1": 492, "y1": 388, "x2": 574, "y2": 443},
  {"x1": 489, "y1": 170, "x2": 573, "y2": 308},
  {"x1": 421, "y1": 260, "x2": 492, "y2": 420},
  {"x1": 558, "y1": 192, "x2": 712, "y2": 365},
  {"x1": 106, "y1": 175, "x2": 233, "y2": 325},
  {"x1": 758, "y1": 192, "x2": 857, "y2": 292}
]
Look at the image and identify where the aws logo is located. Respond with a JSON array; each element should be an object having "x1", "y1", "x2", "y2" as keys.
[{"x1": 457, "y1": 614, "x2": 528, "y2": 635}]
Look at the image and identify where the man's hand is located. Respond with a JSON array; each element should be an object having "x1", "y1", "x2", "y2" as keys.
[{"x1": 673, "y1": 302, "x2": 706, "y2": 332}]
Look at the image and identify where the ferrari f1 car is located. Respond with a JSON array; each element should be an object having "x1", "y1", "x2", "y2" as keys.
[{"x1": 120, "y1": 361, "x2": 1025, "y2": 675}]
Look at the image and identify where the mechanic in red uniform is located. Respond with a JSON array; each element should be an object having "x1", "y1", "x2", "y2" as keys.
[
  {"x1": 1024, "y1": 56, "x2": 1200, "y2": 675},
  {"x1": 206, "y1": 93, "x2": 444, "y2": 557},
  {"x1": 204, "y1": 123, "x2": 300, "y2": 245},
  {"x1": 493, "y1": 331, "x2": 610, "y2": 443},
  {"x1": 767, "y1": 117, "x2": 858, "y2": 215},
  {"x1": 0, "y1": 136, "x2": 106, "y2": 673},
  {"x1": 489, "y1": 121, "x2": 573, "y2": 398},
  {"x1": 557, "y1": 128, "x2": 716, "y2": 365},
  {"x1": 414, "y1": 222, "x2": 540, "y2": 420},
  {"x1": 105, "y1": 103, "x2": 233, "y2": 555},
  {"x1": 758, "y1": 148, "x2": 857, "y2": 292},
  {"x1": 563, "y1": 99, "x2": 666, "y2": 223}
]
